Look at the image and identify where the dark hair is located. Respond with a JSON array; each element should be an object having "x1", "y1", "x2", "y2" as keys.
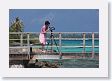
[{"x1": 45, "y1": 21, "x2": 50, "y2": 25}]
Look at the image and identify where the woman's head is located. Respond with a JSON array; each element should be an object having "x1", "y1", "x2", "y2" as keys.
[{"x1": 45, "y1": 21, "x2": 50, "y2": 26}]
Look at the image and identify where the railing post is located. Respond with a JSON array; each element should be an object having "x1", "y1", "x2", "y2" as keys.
[
  {"x1": 27, "y1": 33, "x2": 30, "y2": 59},
  {"x1": 83, "y1": 33, "x2": 86, "y2": 56},
  {"x1": 20, "y1": 33, "x2": 23, "y2": 46},
  {"x1": 92, "y1": 32, "x2": 95, "y2": 58},
  {"x1": 59, "y1": 33, "x2": 62, "y2": 59}
]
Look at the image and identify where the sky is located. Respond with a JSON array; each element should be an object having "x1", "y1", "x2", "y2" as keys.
[{"x1": 9, "y1": 9, "x2": 99, "y2": 32}]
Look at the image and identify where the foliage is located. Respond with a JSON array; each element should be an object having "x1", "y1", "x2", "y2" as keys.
[
  {"x1": 9, "y1": 17, "x2": 24, "y2": 32},
  {"x1": 9, "y1": 17, "x2": 24, "y2": 45}
]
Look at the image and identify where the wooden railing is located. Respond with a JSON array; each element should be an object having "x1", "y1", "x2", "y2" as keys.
[{"x1": 9, "y1": 32, "x2": 99, "y2": 59}]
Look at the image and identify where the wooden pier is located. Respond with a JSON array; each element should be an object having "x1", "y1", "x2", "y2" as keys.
[
  {"x1": 9, "y1": 32, "x2": 99, "y2": 68},
  {"x1": 9, "y1": 52, "x2": 99, "y2": 60},
  {"x1": 9, "y1": 32, "x2": 99, "y2": 59}
]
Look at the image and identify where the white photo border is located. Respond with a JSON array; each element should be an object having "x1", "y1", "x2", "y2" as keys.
[{"x1": 0, "y1": 0, "x2": 108, "y2": 77}]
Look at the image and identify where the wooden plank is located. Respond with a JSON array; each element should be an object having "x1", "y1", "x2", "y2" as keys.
[
  {"x1": 29, "y1": 59, "x2": 36, "y2": 64},
  {"x1": 9, "y1": 57, "x2": 28, "y2": 60},
  {"x1": 9, "y1": 46, "x2": 99, "y2": 48},
  {"x1": 32, "y1": 55, "x2": 60, "y2": 59},
  {"x1": 9, "y1": 32, "x2": 99, "y2": 34}
]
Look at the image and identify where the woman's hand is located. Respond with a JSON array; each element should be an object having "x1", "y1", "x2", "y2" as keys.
[{"x1": 45, "y1": 26, "x2": 50, "y2": 32}]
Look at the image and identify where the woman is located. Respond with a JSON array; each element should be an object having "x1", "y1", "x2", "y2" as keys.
[{"x1": 39, "y1": 21, "x2": 50, "y2": 52}]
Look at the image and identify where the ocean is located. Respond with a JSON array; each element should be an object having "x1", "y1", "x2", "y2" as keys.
[{"x1": 46, "y1": 39, "x2": 99, "y2": 53}]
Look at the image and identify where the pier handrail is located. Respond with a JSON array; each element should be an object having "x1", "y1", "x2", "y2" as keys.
[{"x1": 9, "y1": 32, "x2": 99, "y2": 59}]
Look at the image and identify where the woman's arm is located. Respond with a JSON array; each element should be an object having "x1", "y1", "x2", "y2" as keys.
[{"x1": 42, "y1": 26, "x2": 48, "y2": 33}]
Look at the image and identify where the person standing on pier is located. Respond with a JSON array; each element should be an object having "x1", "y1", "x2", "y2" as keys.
[{"x1": 39, "y1": 21, "x2": 50, "y2": 53}]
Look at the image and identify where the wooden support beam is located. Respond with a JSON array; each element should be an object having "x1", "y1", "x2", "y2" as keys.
[
  {"x1": 27, "y1": 33, "x2": 30, "y2": 59},
  {"x1": 83, "y1": 33, "x2": 86, "y2": 54},
  {"x1": 20, "y1": 33, "x2": 23, "y2": 46},
  {"x1": 59, "y1": 33, "x2": 62, "y2": 59}
]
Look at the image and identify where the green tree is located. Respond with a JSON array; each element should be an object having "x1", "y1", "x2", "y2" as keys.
[
  {"x1": 9, "y1": 17, "x2": 24, "y2": 45},
  {"x1": 9, "y1": 17, "x2": 24, "y2": 32}
]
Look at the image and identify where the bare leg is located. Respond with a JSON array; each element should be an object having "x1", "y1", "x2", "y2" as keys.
[
  {"x1": 41, "y1": 43, "x2": 46, "y2": 53},
  {"x1": 42, "y1": 43, "x2": 45, "y2": 51}
]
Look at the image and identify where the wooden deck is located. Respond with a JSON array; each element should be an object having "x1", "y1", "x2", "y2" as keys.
[{"x1": 9, "y1": 52, "x2": 99, "y2": 60}]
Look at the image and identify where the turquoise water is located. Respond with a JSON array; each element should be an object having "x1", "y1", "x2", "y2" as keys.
[{"x1": 47, "y1": 39, "x2": 99, "y2": 53}]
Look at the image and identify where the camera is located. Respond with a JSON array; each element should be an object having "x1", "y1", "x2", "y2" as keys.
[{"x1": 49, "y1": 26, "x2": 55, "y2": 31}]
